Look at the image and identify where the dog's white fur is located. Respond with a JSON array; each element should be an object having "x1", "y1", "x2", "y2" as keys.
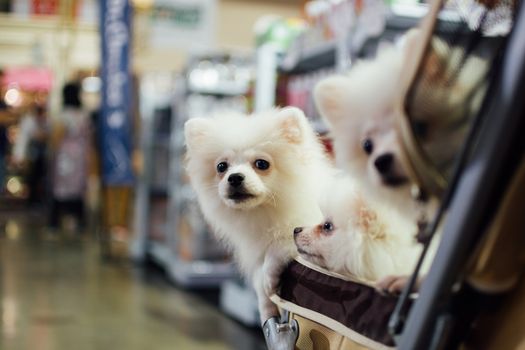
[
  {"x1": 184, "y1": 107, "x2": 333, "y2": 323},
  {"x1": 313, "y1": 39, "x2": 433, "y2": 289},
  {"x1": 313, "y1": 31, "x2": 488, "y2": 291},
  {"x1": 314, "y1": 43, "x2": 424, "y2": 222},
  {"x1": 315, "y1": 32, "x2": 486, "y2": 220},
  {"x1": 294, "y1": 176, "x2": 422, "y2": 282}
]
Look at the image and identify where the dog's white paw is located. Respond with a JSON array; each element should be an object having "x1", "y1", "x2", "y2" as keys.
[
  {"x1": 376, "y1": 275, "x2": 409, "y2": 295},
  {"x1": 376, "y1": 274, "x2": 423, "y2": 295},
  {"x1": 262, "y1": 245, "x2": 294, "y2": 297},
  {"x1": 253, "y1": 268, "x2": 280, "y2": 324}
]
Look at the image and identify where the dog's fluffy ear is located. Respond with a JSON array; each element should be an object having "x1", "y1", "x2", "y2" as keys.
[
  {"x1": 184, "y1": 118, "x2": 210, "y2": 151},
  {"x1": 276, "y1": 107, "x2": 307, "y2": 144},
  {"x1": 314, "y1": 76, "x2": 349, "y2": 129},
  {"x1": 398, "y1": 28, "x2": 423, "y2": 76},
  {"x1": 399, "y1": 28, "x2": 421, "y2": 54}
]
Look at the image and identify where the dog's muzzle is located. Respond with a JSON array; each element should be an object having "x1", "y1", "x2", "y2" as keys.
[
  {"x1": 226, "y1": 173, "x2": 256, "y2": 202},
  {"x1": 380, "y1": 174, "x2": 408, "y2": 187},
  {"x1": 228, "y1": 173, "x2": 244, "y2": 188},
  {"x1": 374, "y1": 154, "x2": 408, "y2": 187},
  {"x1": 228, "y1": 190, "x2": 255, "y2": 202}
]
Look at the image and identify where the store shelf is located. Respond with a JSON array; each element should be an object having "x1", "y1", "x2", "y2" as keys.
[
  {"x1": 147, "y1": 240, "x2": 237, "y2": 288},
  {"x1": 187, "y1": 85, "x2": 249, "y2": 97},
  {"x1": 277, "y1": 4, "x2": 463, "y2": 75},
  {"x1": 389, "y1": 3, "x2": 462, "y2": 34},
  {"x1": 149, "y1": 187, "x2": 168, "y2": 197},
  {"x1": 220, "y1": 279, "x2": 260, "y2": 326},
  {"x1": 148, "y1": 240, "x2": 172, "y2": 267},
  {"x1": 152, "y1": 137, "x2": 170, "y2": 148},
  {"x1": 278, "y1": 40, "x2": 336, "y2": 75},
  {"x1": 167, "y1": 257, "x2": 237, "y2": 289}
]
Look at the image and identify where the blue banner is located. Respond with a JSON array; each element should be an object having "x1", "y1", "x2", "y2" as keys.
[{"x1": 99, "y1": 0, "x2": 134, "y2": 186}]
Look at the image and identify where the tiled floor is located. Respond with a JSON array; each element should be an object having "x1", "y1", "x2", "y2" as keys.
[{"x1": 0, "y1": 209, "x2": 265, "y2": 350}]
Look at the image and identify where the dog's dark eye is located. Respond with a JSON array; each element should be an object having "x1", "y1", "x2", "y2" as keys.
[
  {"x1": 254, "y1": 159, "x2": 270, "y2": 170},
  {"x1": 216, "y1": 162, "x2": 228, "y2": 173},
  {"x1": 322, "y1": 221, "x2": 334, "y2": 232},
  {"x1": 412, "y1": 120, "x2": 428, "y2": 138},
  {"x1": 362, "y1": 138, "x2": 374, "y2": 155}
]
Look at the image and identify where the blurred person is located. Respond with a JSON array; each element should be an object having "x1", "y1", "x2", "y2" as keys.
[
  {"x1": 80, "y1": 78, "x2": 104, "y2": 232},
  {"x1": 48, "y1": 82, "x2": 92, "y2": 232},
  {"x1": 12, "y1": 103, "x2": 49, "y2": 206}
]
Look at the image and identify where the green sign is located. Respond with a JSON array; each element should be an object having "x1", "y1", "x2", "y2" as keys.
[{"x1": 151, "y1": 5, "x2": 201, "y2": 28}]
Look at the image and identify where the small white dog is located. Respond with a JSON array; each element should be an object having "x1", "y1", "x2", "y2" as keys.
[
  {"x1": 184, "y1": 107, "x2": 333, "y2": 323},
  {"x1": 314, "y1": 43, "x2": 422, "y2": 221},
  {"x1": 313, "y1": 32, "x2": 487, "y2": 292},
  {"x1": 313, "y1": 39, "x2": 433, "y2": 292},
  {"x1": 314, "y1": 33, "x2": 485, "y2": 220},
  {"x1": 294, "y1": 176, "x2": 422, "y2": 282}
]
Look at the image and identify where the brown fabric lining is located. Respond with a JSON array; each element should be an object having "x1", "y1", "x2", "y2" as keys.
[{"x1": 278, "y1": 261, "x2": 411, "y2": 347}]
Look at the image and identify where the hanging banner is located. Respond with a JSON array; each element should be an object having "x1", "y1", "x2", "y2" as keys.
[{"x1": 99, "y1": 0, "x2": 134, "y2": 186}]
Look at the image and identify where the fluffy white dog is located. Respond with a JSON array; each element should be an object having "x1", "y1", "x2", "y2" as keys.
[
  {"x1": 312, "y1": 32, "x2": 487, "y2": 292},
  {"x1": 314, "y1": 43, "x2": 422, "y2": 221},
  {"x1": 294, "y1": 176, "x2": 422, "y2": 282},
  {"x1": 184, "y1": 107, "x2": 333, "y2": 323},
  {"x1": 313, "y1": 39, "x2": 433, "y2": 292},
  {"x1": 314, "y1": 33, "x2": 484, "y2": 221}
]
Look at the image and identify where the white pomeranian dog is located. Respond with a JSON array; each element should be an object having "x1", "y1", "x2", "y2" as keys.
[
  {"x1": 314, "y1": 31, "x2": 488, "y2": 292},
  {"x1": 314, "y1": 42, "x2": 423, "y2": 221},
  {"x1": 293, "y1": 176, "x2": 422, "y2": 283},
  {"x1": 184, "y1": 107, "x2": 334, "y2": 323},
  {"x1": 313, "y1": 37, "x2": 432, "y2": 293},
  {"x1": 314, "y1": 32, "x2": 484, "y2": 221}
]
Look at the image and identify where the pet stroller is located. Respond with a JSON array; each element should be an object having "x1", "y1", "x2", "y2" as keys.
[
  {"x1": 264, "y1": 0, "x2": 524, "y2": 349},
  {"x1": 269, "y1": 257, "x2": 411, "y2": 350}
]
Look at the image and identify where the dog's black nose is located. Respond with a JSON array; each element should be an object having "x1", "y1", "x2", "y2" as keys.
[
  {"x1": 228, "y1": 173, "x2": 245, "y2": 188},
  {"x1": 293, "y1": 227, "x2": 303, "y2": 236},
  {"x1": 374, "y1": 153, "x2": 394, "y2": 174}
]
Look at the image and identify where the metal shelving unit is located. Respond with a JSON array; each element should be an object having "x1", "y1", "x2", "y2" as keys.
[
  {"x1": 131, "y1": 73, "x2": 174, "y2": 262},
  {"x1": 180, "y1": 53, "x2": 262, "y2": 325},
  {"x1": 165, "y1": 73, "x2": 238, "y2": 288},
  {"x1": 131, "y1": 72, "x2": 237, "y2": 289},
  {"x1": 278, "y1": 4, "x2": 430, "y2": 77}
]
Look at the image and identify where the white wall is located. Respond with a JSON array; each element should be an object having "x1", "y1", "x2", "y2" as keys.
[
  {"x1": 0, "y1": 0, "x2": 302, "y2": 91},
  {"x1": 0, "y1": 14, "x2": 99, "y2": 72},
  {"x1": 133, "y1": 0, "x2": 301, "y2": 72}
]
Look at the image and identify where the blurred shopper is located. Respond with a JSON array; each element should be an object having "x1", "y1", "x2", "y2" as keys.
[
  {"x1": 49, "y1": 82, "x2": 91, "y2": 232},
  {"x1": 13, "y1": 103, "x2": 49, "y2": 206}
]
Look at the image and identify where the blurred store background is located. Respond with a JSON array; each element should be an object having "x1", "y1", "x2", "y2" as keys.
[{"x1": 0, "y1": 0, "x2": 426, "y2": 349}]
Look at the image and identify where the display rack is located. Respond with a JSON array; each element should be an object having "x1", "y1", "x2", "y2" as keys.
[
  {"x1": 166, "y1": 71, "x2": 239, "y2": 288},
  {"x1": 130, "y1": 72, "x2": 173, "y2": 263},
  {"x1": 178, "y1": 53, "x2": 262, "y2": 326},
  {"x1": 131, "y1": 71, "x2": 237, "y2": 288},
  {"x1": 279, "y1": 3, "x2": 462, "y2": 77},
  {"x1": 266, "y1": 2, "x2": 454, "y2": 142},
  {"x1": 278, "y1": 5, "x2": 426, "y2": 76},
  {"x1": 220, "y1": 278, "x2": 260, "y2": 326}
]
